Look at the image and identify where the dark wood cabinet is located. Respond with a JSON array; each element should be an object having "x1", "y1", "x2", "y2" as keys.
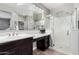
[
  {"x1": 0, "y1": 37, "x2": 33, "y2": 55},
  {"x1": 36, "y1": 35, "x2": 50, "y2": 51}
]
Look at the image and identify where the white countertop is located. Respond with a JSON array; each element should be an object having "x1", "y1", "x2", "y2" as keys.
[
  {"x1": 33, "y1": 32, "x2": 50, "y2": 39},
  {"x1": 0, "y1": 34, "x2": 33, "y2": 44},
  {"x1": 0, "y1": 32, "x2": 50, "y2": 44}
]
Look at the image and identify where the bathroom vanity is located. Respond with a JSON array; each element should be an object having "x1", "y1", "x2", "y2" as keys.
[
  {"x1": 0, "y1": 35, "x2": 33, "y2": 55},
  {"x1": 0, "y1": 32, "x2": 50, "y2": 55},
  {"x1": 0, "y1": 3, "x2": 51, "y2": 55}
]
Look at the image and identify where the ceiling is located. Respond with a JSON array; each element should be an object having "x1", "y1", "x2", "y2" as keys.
[
  {"x1": 0, "y1": 3, "x2": 33, "y2": 15},
  {"x1": 1, "y1": 3, "x2": 79, "y2": 17},
  {"x1": 42, "y1": 3, "x2": 79, "y2": 17}
]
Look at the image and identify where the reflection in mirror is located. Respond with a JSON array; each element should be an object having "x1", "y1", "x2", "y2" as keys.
[
  {"x1": 18, "y1": 21, "x2": 24, "y2": 30},
  {"x1": 0, "y1": 10, "x2": 11, "y2": 31},
  {"x1": 0, "y1": 18, "x2": 10, "y2": 30},
  {"x1": 0, "y1": 4, "x2": 47, "y2": 31},
  {"x1": 33, "y1": 12, "x2": 42, "y2": 30}
]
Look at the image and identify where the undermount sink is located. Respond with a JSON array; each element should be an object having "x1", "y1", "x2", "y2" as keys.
[
  {"x1": 16, "y1": 34, "x2": 33, "y2": 37},
  {"x1": 0, "y1": 36, "x2": 8, "y2": 39}
]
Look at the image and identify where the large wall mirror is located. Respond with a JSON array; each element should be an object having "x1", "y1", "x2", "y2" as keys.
[
  {"x1": 0, "y1": 4, "x2": 46, "y2": 31},
  {"x1": 33, "y1": 11, "x2": 42, "y2": 30},
  {"x1": 16, "y1": 12, "x2": 45, "y2": 31}
]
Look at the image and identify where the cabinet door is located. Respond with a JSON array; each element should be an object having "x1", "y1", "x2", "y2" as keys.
[
  {"x1": 0, "y1": 41, "x2": 18, "y2": 55},
  {"x1": 0, "y1": 41, "x2": 17, "y2": 52},
  {"x1": 17, "y1": 38, "x2": 33, "y2": 55},
  {"x1": 37, "y1": 35, "x2": 50, "y2": 51},
  {"x1": 37, "y1": 39, "x2": 45, "y2": 49},
  {"x1": 44, "y1": 35, "x2": 50, "y2": 49},
  {"x1": 37, "y1": 37, "x2": 46, "y2": 51}
]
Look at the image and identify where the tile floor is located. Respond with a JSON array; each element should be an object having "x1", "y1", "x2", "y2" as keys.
[{"x1": 33, "y1": 48, "x2": 66, "y2": 55}]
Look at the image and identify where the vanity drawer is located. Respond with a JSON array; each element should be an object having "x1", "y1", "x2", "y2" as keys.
[
  {"x1": 0, "y1": 41, "x2": 17, "y2": 52},
  {"x1": 0, "y1": 47, "x2": 18, "y2": 55}
]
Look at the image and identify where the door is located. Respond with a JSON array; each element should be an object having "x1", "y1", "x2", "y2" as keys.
[{"x1": 53, "y1": 16, "x2": 72, "y2": 54}]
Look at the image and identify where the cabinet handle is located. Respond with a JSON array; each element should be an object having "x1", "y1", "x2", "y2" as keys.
[{"x1": 0, "y1": 52, "x2": 10, "y2": 55}]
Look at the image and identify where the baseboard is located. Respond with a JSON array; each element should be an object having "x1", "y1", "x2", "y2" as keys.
[{"x1": 49, "y1": 47, "x2": 73, "y2": 55}]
